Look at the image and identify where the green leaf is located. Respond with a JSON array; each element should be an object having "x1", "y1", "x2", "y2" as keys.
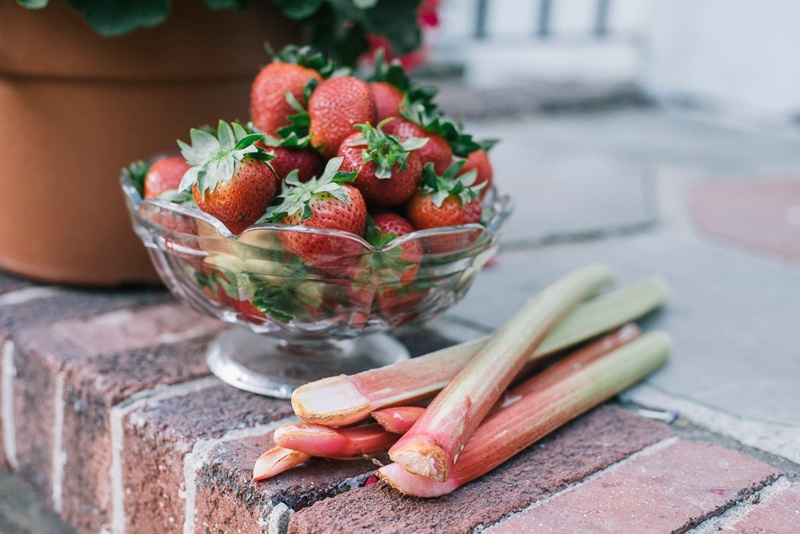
[
  {"x1": 203, "y1": 0, "x2": 251, "y2": 11},
  {"x1": 217, "y1": 120, "x2": 236, "y2": 150},
  {"x1": 360, "y1": 0, "x2": 422, "y2": 56},
  {"x1": 122, "y1": 160, "x2": 150, "y2": 196},
  {"x1": 67, "y1": 0, "x2": 170, "y2": 37},
  {"x1": 17, "y1": 0, "x2": 49, "y2": 8},
  {"x1": 234, "y1": 133, "x2": 267, "y2": 151},
  {"x1": 271, "y1": 0, "x2": 325, "y2": 20},
  {"x1": 177, "y1": 167, "x2": 197, "y2": 193}
]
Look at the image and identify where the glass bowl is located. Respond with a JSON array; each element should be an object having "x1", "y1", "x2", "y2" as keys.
[{"x1": 121, "y1": 172, "x2": 513, "y2": 398}]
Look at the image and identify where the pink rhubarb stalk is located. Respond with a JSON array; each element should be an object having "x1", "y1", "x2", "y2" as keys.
[
  {"x1": 253, "y1": 447, "x2": 311, "y2": 481},
  {"x1": 292, "y1": 278, "x2": 666, "y2": 427},
  {"x1": 273, "y1": 422, "x2": 399, "y2": 459},
  {"x1": 372, "y1": 406, "x2": 427, "y2": 434},
  {"x1": 374, "y1": 325, "x2": 640, "y2": 433},
  {"x1": 378, "y1": 331, "x2": 671, "y2": 497},
  {"x1": 388, "y1": 265, "x2": 615, "y2": 482}
]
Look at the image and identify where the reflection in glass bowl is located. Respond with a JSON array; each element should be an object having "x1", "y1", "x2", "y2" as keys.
[{"x1": 121, "y1": 172, "x2": 513, "y2": 398}]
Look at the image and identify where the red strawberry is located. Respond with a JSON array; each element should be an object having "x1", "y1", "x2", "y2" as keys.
[
  {"x1": 251, "y1": 62, "x2": 322, "y2": 136},
  {"x1": 264, "y1": 157, "x2": 367, "y2": 273},
  {"x1": 338, "y1": 122, "x2": 427, "y2": 208},
  {"x1": 308, "y1": 76, "x2": 377, "y2": 159},
  {"x1": 370, "y1": 81, "x2": 404, "y2": 121},
  {"x1": 457, "y1": 149, "x2": 494, "y2": 198},
  {"x1": 261, "y1": 145, "x2": 325, "y2": 183},
  {"x1": 377, "y1": 285, "x2": 430, "y2": 323},
  {"x1": 178, "y1": 121, "x2": 279, "y2": 235},
  {"x1": 367, "y1": 212, "x2": 423, "y2": 287},
  {"x1": 143, "y1": 156, "x2": 191, "y2": 199},
  {"x1": 405, "y1": 162, "x2": 486, "y2": 253},
  {"x1": 382, "y1": 118, "x2": 452, "y2": 175}
]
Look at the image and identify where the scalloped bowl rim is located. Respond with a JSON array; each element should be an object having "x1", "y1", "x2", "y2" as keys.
[{"x1": 121, "y1": 172, "x2": 514, "y2": 254}]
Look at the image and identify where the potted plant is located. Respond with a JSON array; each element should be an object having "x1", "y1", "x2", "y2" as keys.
[{"x1": 1, "y1": 0, "x2": 424, "y2": 286}]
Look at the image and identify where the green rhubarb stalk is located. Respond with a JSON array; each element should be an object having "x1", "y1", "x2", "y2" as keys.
[
  {"x1": 388, "y1": 265, "x2": 615, "y2": 482},
  {"x1": 378, "y1": 331, "x2": 671, "y2": 497},
  {"x1": 292, "y1": 278, "x2": 667, "y2": 427},
  {"x1": 372, "y1": 325, "x2": 639, "y2": 434},
  {"x1": 253, "y1": 447, "x2": 311, "y2": 481},
  {"x1": 272, "y1": 422, "x2": 400, "y2": 459}
]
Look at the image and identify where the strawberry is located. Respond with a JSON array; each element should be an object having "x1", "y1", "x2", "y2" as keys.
[
  {"x1": 143, "y1": 156, "x2": 191, "y2": 199},
  {"x1": 338, "y1": 121, "x2": 427, "y2": 208},
  {"x1": 370, "y1": 81, "x2": 404, "y2": 121},
  {"x1": 405, "y1": 162, "x2": 486, "y2": 253},
  {"x1": 308, "y1": 76, "x2": 377, "y2": 158},
  {"x1": 250, "y1": 46, "x2": 329, "y2": 136},
  {"x1": 263, "y1": 157, "x2": 367, "y2": 273},
  {"x1": 261, "y1": 145, "x2": 325, "y2": 183},
  {"x1": 382, "y1": 118, "x2": 452, "y2": 175},
  {"x1": 366, "y1": 212, "x2": 423, "y2": 287},
  {"x1": 178, "y1": 120, "x2": 279, "y2": 235},
  {"x1": 457, "y1": 148, "x2": 494, "y2": 199}
]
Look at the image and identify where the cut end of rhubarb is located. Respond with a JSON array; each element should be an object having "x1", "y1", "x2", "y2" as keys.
[
  {"x1": 377, "y1": 463, "x2": 459, "y2": 498},
  {"x1": 388, "y1": 436, "x2": 449, "y2": 482},
  {"x1": 253, "y1": 447, "x2": 311, "y2": 481},
  {"x1": 291, "y1": 375, "x2": 372, "y2": 427}
]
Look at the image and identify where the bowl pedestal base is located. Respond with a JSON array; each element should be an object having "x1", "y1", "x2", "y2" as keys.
[{"x1": 206, "y1": 328, "x2": 410, "y2": 398}]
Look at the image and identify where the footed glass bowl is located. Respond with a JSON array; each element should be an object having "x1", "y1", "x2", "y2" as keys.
[{"x1": 121, "y1": 173, "x2": 512, "y2": 398}]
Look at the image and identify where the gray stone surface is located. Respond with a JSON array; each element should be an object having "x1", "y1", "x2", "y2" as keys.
[
  {"x1": 441, "y1": 108, "x2": 800, "y2": 439},
  {"x1": 446, "y1": 232, "x2": 800, "y2": 427}
]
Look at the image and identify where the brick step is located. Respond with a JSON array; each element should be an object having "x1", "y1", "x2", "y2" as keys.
[{"x1": 0, "y1": 270, "x2": 795, "y2": 533}]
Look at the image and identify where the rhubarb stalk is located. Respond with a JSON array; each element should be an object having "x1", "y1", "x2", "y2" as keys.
[
  {"x1": 373, "y1": 325, "x2": 640, "y2": 433},
  {"x1": 253, "y1": 447, "x2": 311, "y2": 481},
  {"x1": 292, "y1": 278, "x2": 666, "y2": 427},
  {"x1": 273, "y1": 422, "x2": 399, "y2": 459},
  {"x1": 372, "y1": 406, "x2": 426, "y2": 434},
  {"x1": 388, "y1": 265, "x2": 615, "y2": 482},
  {"x1": 378, "y1": 331, "x2": 671, "y2": 497}
]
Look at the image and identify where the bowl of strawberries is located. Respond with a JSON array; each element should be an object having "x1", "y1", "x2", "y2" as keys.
[{"x1": 121, "y1": 47, "x2": 512, "y2": 398}]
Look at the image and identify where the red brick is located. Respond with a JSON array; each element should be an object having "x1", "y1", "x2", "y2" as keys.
[
  {"x1": 488, "y1": 441, "x2": 781, "y2": 534},
  {"x1": 194, "y1": 432, "x2": 379, "y2": 533},
  {"x1": 288, "y1": 405, "x2": 674, "y2": 534},
  {"x1": 10, "y1": 301, "x2": 219, "y2": 532},
  {"x1": 688, "y1": 180, "x2": 800, "y2": 262},
  {"x1": 724, "y1": 484, "x2": 800, "y2": 533},
  {"x1": 121, "y1": 384, "x2": 294, "y2": 533}
]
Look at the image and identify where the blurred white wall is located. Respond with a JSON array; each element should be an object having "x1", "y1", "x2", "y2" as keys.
[
  {"x1": 432, "y1": 0, "x2": 800, "y2": 121},
  {"x1": 643, "y1": 0, "x2": 800, "y2": 120},
  {"x1": 432, "y1": 0, "x2": 648, "y2": 87}
]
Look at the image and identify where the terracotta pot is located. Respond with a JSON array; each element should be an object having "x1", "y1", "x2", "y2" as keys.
[{"x1": 0, "y1": 0, "x2": 299, "y2": 286}]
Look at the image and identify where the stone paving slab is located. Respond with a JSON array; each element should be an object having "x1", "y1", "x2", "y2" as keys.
[
  {"x1": 689, "y1": 179, "x2": 800, "y2": 262},
  {"x1": 446, "y1": 231, "x2": 800, "y2": 428}
]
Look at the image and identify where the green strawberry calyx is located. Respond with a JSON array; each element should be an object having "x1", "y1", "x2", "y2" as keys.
[
  {"x1": 123, "y1": 159, "x2": 150, "y2": 196},
  {"x1": 421, "y1": 161, "x2": 486, "y2": 208},
  {"x1": 270, "y1": 44, "x2": 346, "y2": 79},
  {"x1": 178, "y1": 120, "x2": 273, "y2": 199},
  {"x1": 356, "y1": 215, "x2": 416, "y2": 290},
  {"x1": 276, "y1": 79, "x2": 317, "y2": 140},
  {"x1": 347, "y1": 119, "x2": 427, "y2": 179},
  {"x1": 261, "y1": 156, "x2": 357, "y2": 223},
  {"x1": 368, "y1": 49, "x2": 438, "y2": 108}
]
